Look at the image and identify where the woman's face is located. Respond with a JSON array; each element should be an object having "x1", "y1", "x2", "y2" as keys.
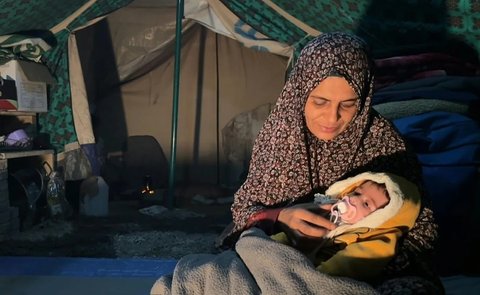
[{"x1": 304, "y1": 76, "x2": 358, "y2": 140}]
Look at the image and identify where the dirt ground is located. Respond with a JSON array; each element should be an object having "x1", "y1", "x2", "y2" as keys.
[{"x1": 0, "y1": 189, "x2": 234, "y2": 259}]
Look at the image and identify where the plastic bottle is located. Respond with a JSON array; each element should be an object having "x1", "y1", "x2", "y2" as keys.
[{"x1": 46, "y1": 166, "x2": 70, "y2": 219}]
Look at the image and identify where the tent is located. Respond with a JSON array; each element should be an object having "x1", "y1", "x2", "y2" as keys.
[
  {"x1": 1, "y1": 0, "x2": 478, "y2": 185},
  {"x1": 1, "y1": 0, "x2": 480, "y2": 286}
]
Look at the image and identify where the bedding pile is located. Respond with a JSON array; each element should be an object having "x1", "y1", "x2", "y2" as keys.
[{"x1": 372, "y1": 51, "x2": 480, "y2": 275}]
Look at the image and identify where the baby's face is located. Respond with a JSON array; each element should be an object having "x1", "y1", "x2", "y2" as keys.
[{"x1": 347, "y1": 181, "x2": 389, "y2": 220}]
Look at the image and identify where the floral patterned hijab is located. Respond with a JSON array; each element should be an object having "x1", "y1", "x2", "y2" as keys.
[{"x1": 231, "y1": 32, "x2": 417, "y2": 233}]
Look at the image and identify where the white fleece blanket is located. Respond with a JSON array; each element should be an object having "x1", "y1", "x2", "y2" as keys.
[{"x1": 150, "y1": 228, "x2": 377, "y2": 295}]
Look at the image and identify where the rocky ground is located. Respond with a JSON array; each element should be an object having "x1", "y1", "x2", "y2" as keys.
[{"x1": 0, "y1": 193, "x2": 234, "y2": 259}]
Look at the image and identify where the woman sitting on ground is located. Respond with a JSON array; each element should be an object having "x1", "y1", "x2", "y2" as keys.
[{"x1": 219, "y1": 32, "x2": 442, "y2": 294}]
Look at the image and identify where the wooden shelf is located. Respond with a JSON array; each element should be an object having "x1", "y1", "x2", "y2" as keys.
[
  {"x1": 0, "y1": 111, "x2": 37, "y2": 116},
  {"x1": 0, "y1": 149, "x2": 54, "y2": 160}
]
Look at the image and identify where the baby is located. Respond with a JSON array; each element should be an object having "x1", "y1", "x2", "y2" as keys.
[
  {"x1": 315, "y1": 179, "x2": 390, "y2": 226},
  {"x1": 271, "y1": 171, "x2": 421, "y2": 282}
]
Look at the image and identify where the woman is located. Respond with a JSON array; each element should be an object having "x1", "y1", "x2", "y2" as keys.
[{"x1": 221, "y1": 32, "x2": 442, "y2": 293}]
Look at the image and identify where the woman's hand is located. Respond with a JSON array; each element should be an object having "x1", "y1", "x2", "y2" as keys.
[{"x1": 277, "y1": 203, "x2": 336, "y2": 248}]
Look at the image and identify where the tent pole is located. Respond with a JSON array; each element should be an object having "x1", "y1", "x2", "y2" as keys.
[{"x1": 167, "y1": 0, "x2": 184, "y2": 209}]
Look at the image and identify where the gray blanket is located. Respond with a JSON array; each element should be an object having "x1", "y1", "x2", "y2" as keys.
[{"x1": 150, "y1": 228, "x2": 377, "y2": 295}]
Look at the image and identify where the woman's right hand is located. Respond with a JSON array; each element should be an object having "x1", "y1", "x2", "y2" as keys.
[{"x1": 277, "y1": 203, "x2": 336, "y2": 246}]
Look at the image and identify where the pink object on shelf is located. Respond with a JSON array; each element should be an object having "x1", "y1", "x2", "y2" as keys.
[{"x1": 5, "y1": 129, "x2": 30, "y2": 146}]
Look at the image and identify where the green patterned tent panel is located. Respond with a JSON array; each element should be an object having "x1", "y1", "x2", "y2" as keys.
[
  {"x1": 221, "y1": 0, "x2": 480, "y2": 59},
  {"x1": 0, "y1": 0, "x2": 90, "y2": 35}
]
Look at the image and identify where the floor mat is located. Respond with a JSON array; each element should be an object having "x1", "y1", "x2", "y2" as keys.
[{"x1": 0, "y1": 256, "x2": 177, "y2": 277}]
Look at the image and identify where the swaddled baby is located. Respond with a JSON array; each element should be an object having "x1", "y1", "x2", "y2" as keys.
[{"x1": 271, "y1": 172, "x2": 421, "y2": 282}]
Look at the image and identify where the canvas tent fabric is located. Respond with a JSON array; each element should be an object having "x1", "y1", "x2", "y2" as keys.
[
  {"x1": 186, "y1": 0, "x2": 293, "y2": 57},
  {"x1": 77, "y1": 3, "x2": 288, "y2": 185}
]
